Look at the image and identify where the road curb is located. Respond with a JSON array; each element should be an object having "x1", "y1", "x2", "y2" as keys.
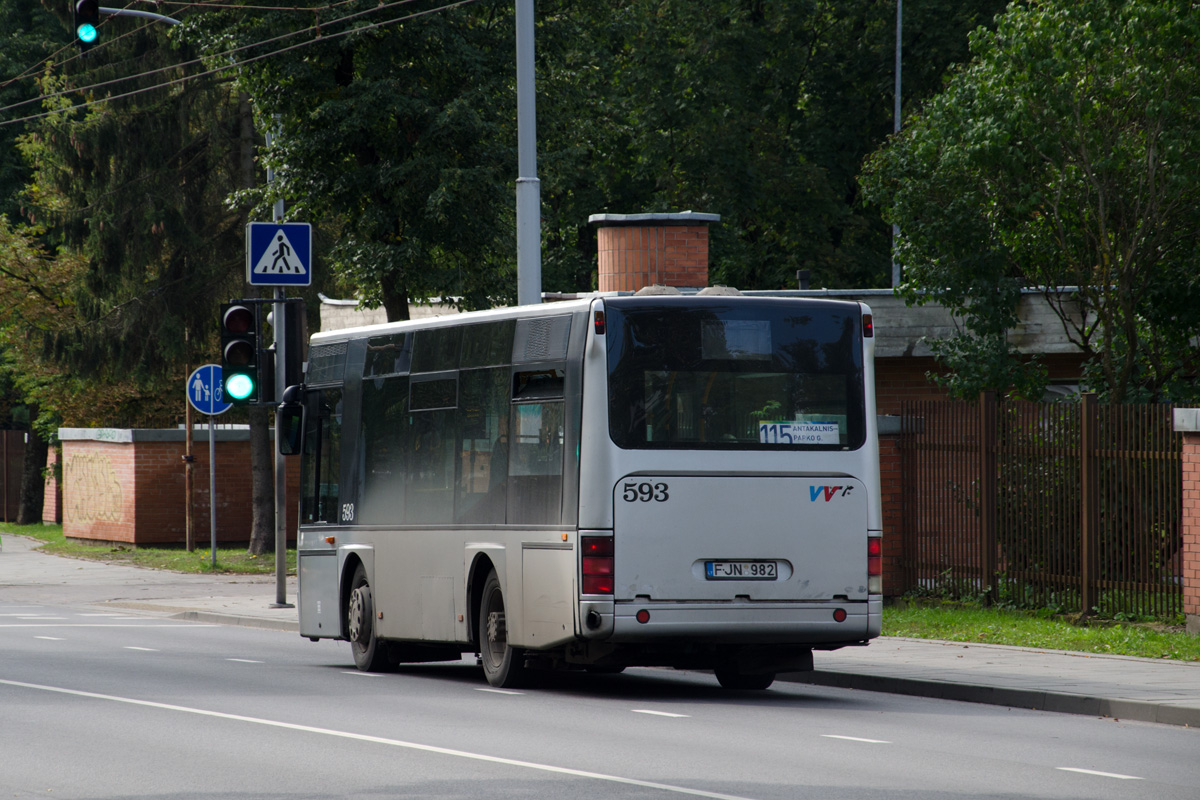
[
  {"x1": 781, "y1": 670, "x2": 1200, "y2": 728},
  {"x1": 171, "y1": 610, "x2": 299, "y2": 633}
]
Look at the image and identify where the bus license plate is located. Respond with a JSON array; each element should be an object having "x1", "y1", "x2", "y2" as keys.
[{"x1": 705, "y1": 560, "x2": 777, "y2": 580}]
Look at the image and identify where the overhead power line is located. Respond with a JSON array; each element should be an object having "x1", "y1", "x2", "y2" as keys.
[{"x1": 0, "y1": 0, "x2": 480, "y2": 127}]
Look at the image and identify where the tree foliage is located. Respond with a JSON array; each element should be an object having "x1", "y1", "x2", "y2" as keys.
[{"x1": 861, "y1": 0, "x2": 1200, "y2": 402}]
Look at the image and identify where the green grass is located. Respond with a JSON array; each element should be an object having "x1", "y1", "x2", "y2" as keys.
[
  {"x1": 1, "y1": 522, "x2": 295, "y2": 576},
  {"x1": 885, "y1": 600, "x2": 1200, "y2": 662}
]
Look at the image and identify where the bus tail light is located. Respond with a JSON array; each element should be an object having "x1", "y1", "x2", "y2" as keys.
[
  {"x1": 593, "y1": 308, "x2": 606, "y2": 335},
  {"x1": 862, "y1": 313, "x2": 874, "y2": 338},
  {"x1": 868, "y1": 537, "x2": 883, "y2": 595},
  {"x1": 582, "y1": 535, "x2": 614, "y2": 595}
]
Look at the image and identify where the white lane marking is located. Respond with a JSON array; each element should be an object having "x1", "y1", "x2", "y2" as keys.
[
  {"x1": 341, "y1": 671, "x2": 382, "y2": 677},
  {"x1": 632, "y1": 709, "x2": 689, "y2": 718},
  {"x1": 17, "y1": 616, "x2": 67, "y2": 620},
  {"x1": 1057, "y1": 767, "x2": 1143, "y2": 781},
  {"x1": 35, "y1": 636, "x2": 65, "y2": 641},
  {"x1": 475, "y1": 687, "x2": 523, "y2": 695},
  {"x1": 0, "y1": 678, "x2": 761, "y2": 800},
  {"x1": 0, "y1": 624, "x2": 216, "y2": 629},
  {"x1": 124, "y1": 647, "x2": 159, "y2": 652},
  {"x1": 226, "y1": 659, "x2": 264, "y2": 664},
  {"x1": 821, "y1": 735, "x2": 891, "y2": 744}
]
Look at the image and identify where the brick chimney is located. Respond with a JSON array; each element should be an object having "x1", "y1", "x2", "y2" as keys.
[{"x1": 589, "y1": 212, "x2": 720, "y2": 292}]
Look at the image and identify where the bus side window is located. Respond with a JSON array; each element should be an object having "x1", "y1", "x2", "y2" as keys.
[
  {"x1": 455, "y1": 368, "x2": 509, "y2": 524},
  {"x1": 301, "y1": 389, "x2": 343, "y2": 525},
  {"x1": 507, "y1": 401, "x2": 564, "y2": 525},
  {"x1": 359, "y1": 376, "x2": 409, "y2": 525},
  {"x1": 406, "y1": 375, "x2": 457, "y2": 525}
]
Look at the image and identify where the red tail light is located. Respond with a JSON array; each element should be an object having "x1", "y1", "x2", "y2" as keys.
[
  {"x1": 868, "y1": 537, "x2": 882, "y2": 577},
  {"x1": 862, "y1": 313, "x2": 874, "y2": 338},
  {"x1": 582, "y1": 536, "x2": 614, "y2": 595},
  {"x1": 594, "y1": 309, "x2": 606, "y2": 335}
]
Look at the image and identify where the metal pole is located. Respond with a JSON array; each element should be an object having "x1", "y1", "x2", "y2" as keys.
[
  {"x1": 98, "y1": 7, "x2": 180, "y2": 25},
  {"x1": 208, "y1": 415, "x2": 217, "y2": 570},
  {"x1": 891, "y1": 0, "x2": 902, "y2": 288},
  {"x1": 268, "y1": 118, "x2": 293, "y2": 608},
  {"x1": 272, "y1": 289, "x2": 290, "y2": 607},
  {"x1": 515, "y1": 0, "x2": 541, "y2": 306}
]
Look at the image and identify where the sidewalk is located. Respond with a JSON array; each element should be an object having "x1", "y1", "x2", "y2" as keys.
[{"x1": 4, "y1": 533, "x2": 1199, "y2": 726}]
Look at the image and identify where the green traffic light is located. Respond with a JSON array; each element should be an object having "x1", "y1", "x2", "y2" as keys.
[
  {"x1": 226, "y1": 373, "x2": 255, "y2": 402},
  {"x1": 77, "y1": 23, "x2": 98, "y2": 43}
]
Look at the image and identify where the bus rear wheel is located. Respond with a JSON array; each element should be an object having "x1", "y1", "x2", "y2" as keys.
[
  {"x1": 348, "y1": 564, "x2": 389, "y2": 672},
  {"x1": 478, "y1": 569, "x2": 527, "y2": 688},
  {"x1": 714, "y1": 668, "x2": 775, "y2": 691}
]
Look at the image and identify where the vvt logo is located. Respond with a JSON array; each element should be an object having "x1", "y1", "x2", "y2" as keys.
[{"x1": 809, "y1": 485, "x2": 854, "y2": 502}]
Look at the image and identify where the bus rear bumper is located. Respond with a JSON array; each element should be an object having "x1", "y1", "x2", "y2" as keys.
[{"x1": 598, "y1": 598, "x2": 880, "y2": 644}]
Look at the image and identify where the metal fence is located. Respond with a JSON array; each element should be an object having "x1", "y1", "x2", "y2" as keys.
[{"x1": 899, "y1": 394, "x2": 1182, "y2": 618}]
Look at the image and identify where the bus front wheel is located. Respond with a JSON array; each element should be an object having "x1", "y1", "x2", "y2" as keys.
[
  {"x1": 348, "y1": 564, "x2": 389, "y2": 672},
  {"x1": 478, "y1": 570, "x2": 527, "y2": 688}
]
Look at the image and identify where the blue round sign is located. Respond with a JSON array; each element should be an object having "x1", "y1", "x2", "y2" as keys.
[{"x1": 187, "y1": 364, "x2": 232, "y2": 416}]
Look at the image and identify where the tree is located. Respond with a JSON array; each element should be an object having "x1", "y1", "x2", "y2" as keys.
[
  {"x1": 861, "y1": 0, "x2": 1200, "y2": 402},
  {"x1": 188, "y1": 1, "x2": 518, "y2": 322}
]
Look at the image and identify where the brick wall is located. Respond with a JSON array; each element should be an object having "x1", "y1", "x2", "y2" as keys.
[
  {"x1": 42, "y1": 446, "x2": 62, "y2": 525},
  {"x1": 59, "y1": 429, "x2": 299, "y2": 548},
  {"x1": 591, "y1": 212, "x2": 719, "y2": 293},
  {"x1": 1178, "y1": 424, "x2": 1200, "y2": 633}
]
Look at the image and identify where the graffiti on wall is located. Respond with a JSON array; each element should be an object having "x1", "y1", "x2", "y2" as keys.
[{"x1": 65, "y1": 453, "x2": 123, "y2": 523}]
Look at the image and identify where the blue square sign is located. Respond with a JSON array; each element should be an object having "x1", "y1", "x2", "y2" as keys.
[{"x1": 246, "y1": 222, "x2": 312, "y2": 286}]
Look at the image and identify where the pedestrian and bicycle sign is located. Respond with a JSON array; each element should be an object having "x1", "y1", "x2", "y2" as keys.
[
  {"x1": 186, "y1": 364, "x2": 232, "y2": 416},
  {"x1": 246, "y1": 222, "x2": 312, "y2": 286}
]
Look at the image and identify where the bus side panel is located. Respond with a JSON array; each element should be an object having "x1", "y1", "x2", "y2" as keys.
[
  {"x1": 578, "y1": 299, "x2": 615, "y2": 530},
  {"x1": 519, "y1": 543, "x2": 578, "y2": 648},
  {"x1": 298, "y1": 550, "x2": 340, "y2": 639}
]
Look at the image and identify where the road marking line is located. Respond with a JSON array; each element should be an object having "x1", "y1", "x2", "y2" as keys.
[
  {"x1": 35, "y1": 636, "x2": 65, "y2": 641},
  {"x1": 226, "y1": 659, "x2": 264, "y2": 664},
  {"x1": 0, "y1": 624, "x2": 216, "y2": 629},
  {"x1": 0, "y1": 678, "x2": 761, "y2": 800},
  {"x1": 821, "y1": 735, "x2": 890, "y2": 744},
  {"x1": 1057, "y1": 768, "x2": 1143, "y2": 780},
  {"x1": 17, "y1": 616, "x2": 67, "y2": 620},
  {"x1": 124, "y1": 647, "x2": 159, "y2": 652},
  {"x1": 632, "y1": 709, "x2": 689, "y2": 718},
  {"x1": 341, "y1": 671, "x2": 382, "y2": 677},
  {"x1": 475, "y1": 687, "x2": 523, "y2": 695}
]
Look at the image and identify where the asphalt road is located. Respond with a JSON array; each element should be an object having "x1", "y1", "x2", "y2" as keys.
[{"x1": 3, "y1": 600, "x2": 1199, "y2": 800}]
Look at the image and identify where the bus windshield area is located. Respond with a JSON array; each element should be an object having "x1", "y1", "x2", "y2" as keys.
[{"x1": 605, "y1": 298, "x2": 866, "y2": 451}]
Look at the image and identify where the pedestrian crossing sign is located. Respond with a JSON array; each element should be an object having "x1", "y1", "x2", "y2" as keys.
[{"x1": 246, "y1": 222, "x2": 312, "y2": 286}]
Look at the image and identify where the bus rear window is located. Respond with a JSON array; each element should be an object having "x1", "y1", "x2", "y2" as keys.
[{"x1": 605, "y1": 299, "x2": 866, "y2": 451}]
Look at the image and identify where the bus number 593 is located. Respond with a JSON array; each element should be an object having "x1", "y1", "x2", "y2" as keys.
[{"x1": 623, "y1": 482, "x2": 669, "y2": 503}]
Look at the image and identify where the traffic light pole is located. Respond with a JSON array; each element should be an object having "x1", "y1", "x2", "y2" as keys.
[
  {"x1": 271, "y1": 286, "x2": 291, "y2": 608},
  {"x1": 267, "y1": 136, "x2": 293, "y2": 608},
  {"x1": 98, "y1": 7, "x2": 179, "y2": 25}
]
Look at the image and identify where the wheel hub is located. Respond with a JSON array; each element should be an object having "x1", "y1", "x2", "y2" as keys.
[{"x1": 348, "y1": 585, "x2": 370, "y2": 644}]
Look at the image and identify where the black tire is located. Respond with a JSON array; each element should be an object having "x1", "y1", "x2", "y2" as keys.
[
  {"x1": 478, "y1": 569, "x2": 528, "y2": 688},
  {"x1": 714, "y1": 668, "x2": 775, "y2": 691},
  {"x1": 347, "y1": 564, "x2": 390, "y2": 672}
]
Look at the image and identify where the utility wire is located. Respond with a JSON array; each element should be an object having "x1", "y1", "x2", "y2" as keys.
[
  {"x1": 0, "y1": 0, "x2": 149, "y2": 92},
  {"x1": 0, "y1": 0, "x2": 482, "y2": 128},
  {"x1": 0, "y1": 0, "x2": 431, "y2": 110}
]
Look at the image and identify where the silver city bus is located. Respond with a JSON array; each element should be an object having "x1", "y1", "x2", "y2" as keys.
[{"x1": 279, "y1": 292, "x2": 882, "y2": 689}]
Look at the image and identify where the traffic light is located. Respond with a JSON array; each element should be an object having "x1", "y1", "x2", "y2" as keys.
[
  {"x1": 220, "y1": 303, "x2": 260, "y2": 405},
  {"x1": 74, "y1": 0, "x2": 100, "y2": 52}
]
